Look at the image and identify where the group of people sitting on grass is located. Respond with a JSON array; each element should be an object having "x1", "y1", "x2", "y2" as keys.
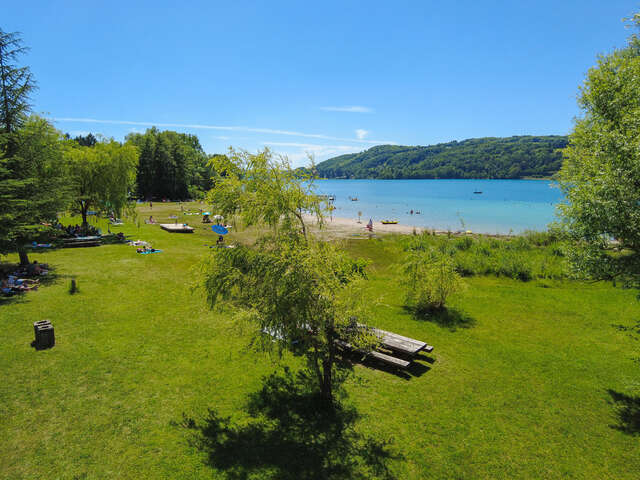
[
  {"x1": 1, "y1": 261, "x2": 48, "y2": 296},
  {"x1": 53, "y1": 222, "x2": 100, "y2": 237},
  {"x1": 136, "y1": 245, "x2": 160, "y2": 254}
]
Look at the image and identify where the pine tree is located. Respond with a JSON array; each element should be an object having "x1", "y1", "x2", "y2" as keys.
[{"x1": 0, "y1": 30, "x2": 67, "y2": 264}]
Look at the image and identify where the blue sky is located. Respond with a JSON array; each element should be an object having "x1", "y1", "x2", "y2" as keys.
[{"x1": 3, "y1": 1, "x2": 639, "y2": 166}]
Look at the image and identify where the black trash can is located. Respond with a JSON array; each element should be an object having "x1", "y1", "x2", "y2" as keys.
[{"x1": 34, "y1": 321, "x2": 55, "y2": 349}]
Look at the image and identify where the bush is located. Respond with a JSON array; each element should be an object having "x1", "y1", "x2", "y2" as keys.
[
  {"x1": 454, "y1": 236, "x2": 474, "y2": 251},
  {"x1": 496, "y1": 253, "x2": 533, "y2": 281},
  {"x1": 401, "y1": 231, "x2": 566, "y2": 282},
  {"x1": 404, "y1": 250, "x2": 465, "y2": 314}
]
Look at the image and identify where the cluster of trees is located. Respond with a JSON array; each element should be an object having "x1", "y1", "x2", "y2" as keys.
[
  {"x1": 315, "y1": 136, "x2": 568, "y2": 179},
  {"x1": 0, "y1": 28, "x2": 220, "y2": 263},
  {"x1": 125, "y1": 128, "x2": 214, "y2": 200},
  {"x1": 0, "y1": 29, "x2": 138, "y2": 263}
]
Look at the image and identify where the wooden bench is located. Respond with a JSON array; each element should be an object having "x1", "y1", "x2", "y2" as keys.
[
  {"x1": 367, "y1": 350, "x2": 410, "y2": 369},
  {"x1": 63, "y1": 237, "x2": 102, "y2": 248},
  {"x1": 334, "y1": 339, "x2": 410, "y2": 369}
]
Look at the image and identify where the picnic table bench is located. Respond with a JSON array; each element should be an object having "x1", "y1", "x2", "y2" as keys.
[
  {"x1": 62, "y1": 236, "x2": 102, "y2": 248},
  {"x1": 334, "y1": 339, "x2": 411, "y2": 369}
]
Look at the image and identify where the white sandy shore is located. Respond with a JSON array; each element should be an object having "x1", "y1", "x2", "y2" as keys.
[
  {"x1": 304, "y1": 214, "x2": 425, "y2": 238},
  {"x1": 303, "y1": 214, "x2": 505, "y2": 239}
]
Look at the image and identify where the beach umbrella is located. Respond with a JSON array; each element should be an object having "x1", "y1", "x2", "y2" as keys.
[
  {"x1": 211, "y1": 224, "x2": 229, "y2": 235},
  {"x1": 203, "y1": 211, "x2": 211, "y2": 215},
  {"x1": 213, "y1": 214, "x2": 223, "y2": 220}
]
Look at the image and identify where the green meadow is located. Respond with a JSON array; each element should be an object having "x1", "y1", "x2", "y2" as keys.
[{"x1": 1, "y1": 202, "x2": 639, "y2": 479}]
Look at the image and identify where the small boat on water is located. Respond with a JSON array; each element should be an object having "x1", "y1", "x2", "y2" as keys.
[
  {"x1": 350, "y1": 197, "x2": 358, "y2": 201},
  {"x1": 473, "y1": 191, "x2": 483, "y2": 194},
  {"x1": 381, "y1": 220, "x2": 398, "y2": 225}
]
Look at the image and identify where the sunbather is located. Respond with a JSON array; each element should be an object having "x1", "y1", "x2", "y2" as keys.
[
  {"x1": 6, "y1": 276, "x2": 37, "y2": 291},
  {"x1": 27, "y1": 261, "x2": 48, "y2": 276},
  {"x1": 1, "y1": 278, "x2": 15, "y2": 295}
]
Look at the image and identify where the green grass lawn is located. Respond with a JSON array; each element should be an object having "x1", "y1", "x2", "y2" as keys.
[{"x1": 1, "y1": 203, "x2": 639, "y2": 479}]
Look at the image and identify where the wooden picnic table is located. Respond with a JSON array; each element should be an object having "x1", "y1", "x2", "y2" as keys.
[{"x1": 364, "y1": 325, "x2": 433, "y2": 356}]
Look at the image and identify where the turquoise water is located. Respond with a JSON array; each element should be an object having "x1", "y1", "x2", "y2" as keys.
[{"x1": 314, "y1": 179, "x2": 562, "y2": 234}]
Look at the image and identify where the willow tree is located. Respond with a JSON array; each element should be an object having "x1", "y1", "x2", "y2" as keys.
[
  {"x1": 64, "y1": 140, "x2": 138, "y2": 229},
  {"x1": 206, "y1": 148, "x2": 324, "y2": 237},
  {"x1": 202, "y1": 148, "x2": 374, "y2": 405},
  {"x1": 558, "y1": 14, "x2": 640, "y2": 287}
]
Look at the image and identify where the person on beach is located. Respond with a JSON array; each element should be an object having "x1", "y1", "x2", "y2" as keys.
[{"x1": 366, "y1": 219, "x2": 373, "y2": 231}]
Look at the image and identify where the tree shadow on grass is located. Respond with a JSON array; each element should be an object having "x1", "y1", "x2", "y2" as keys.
[
  {"x1": 181, "y1": 368, "x2": 401, "y2": 479},
  {"x1": 403, "y1": 306, "x2": 475, "y2": 331},
  {"x1": 0, "y1": 291, "x2": 27, "y2": 307},
  {"x1": 607, "y1": 389, "x2": 640, "y2": 435}
]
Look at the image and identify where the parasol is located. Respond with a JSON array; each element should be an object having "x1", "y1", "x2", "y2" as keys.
[{"x1": 211, "y1": 224, "x2": 229, "y2": 235}]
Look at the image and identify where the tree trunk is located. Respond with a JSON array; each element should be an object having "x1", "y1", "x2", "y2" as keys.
[
  {"x1": 81, "y1": 201, "x2": 89, "y2": 231},
  {"x1": 320, "y1": 357, "x2": 333, "y2": 405},
  {"x1": 320, "y1": 330, "x2": 336, "y2": 406},
  {"x1": 18, "y1": 248, "x2": 29, "y2": 266}
]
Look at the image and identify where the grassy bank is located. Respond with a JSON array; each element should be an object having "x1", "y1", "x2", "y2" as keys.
[{"x1": 1, "y1": 203, "x2": 639, "y2": 479}]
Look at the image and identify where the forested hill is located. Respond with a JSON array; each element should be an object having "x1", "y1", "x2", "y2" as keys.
[{"x1": 315, "y1": 136, "x2": 568, "y2": 179}]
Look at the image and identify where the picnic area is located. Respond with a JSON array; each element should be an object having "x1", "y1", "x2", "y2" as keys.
[{"x1": 1, "y1": 201, "x2": 639, "y2": 479}]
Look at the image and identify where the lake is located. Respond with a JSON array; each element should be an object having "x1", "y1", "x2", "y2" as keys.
[{"x1": 313, "y1": 179, "x2": 563, "y2": 234}]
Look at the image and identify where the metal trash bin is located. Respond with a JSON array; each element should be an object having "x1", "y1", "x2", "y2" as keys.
[
  {"x1": 33, "y1": 320, "x2": 51, "y2": 337},
  {"x1": 33, "y1": 320, "x2": 55, "y2": 349}
]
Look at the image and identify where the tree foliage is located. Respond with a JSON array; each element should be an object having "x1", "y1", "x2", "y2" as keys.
[
  {"x1": 64, "y1": 140, "x2": 138, "y2": 228},
  {"x1": 0, "y1": 28, "x2": 36, "y2": 138},
  {"x1": 314, "y1": 136, "x2": 567, "y2": 179},
  {"x1": 0, "y1": 32, "x2": 65, "y2": 264},
  {"x1": 0, "y1": 116, "x2": 68, "y2": 261},
  {"x1": 73, "y1": 132, "x2": 97, "y2": 147},
  {"x1": 558, "y1": 14, "x2": 640, "y2": 287},
  {"x1": 207, "y1": 148, "x2": 325, "y2": 238},
  {"x1": 202, "y1": 148, "x2": 374, "y2": 404},
  {"x1": 126, "y1": 127, "x2": 213, "y2": 200}
]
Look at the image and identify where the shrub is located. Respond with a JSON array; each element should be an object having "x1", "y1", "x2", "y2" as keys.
[
  {"x1": 454, "y1": 236, "x2": 474, "y2": 251},
  {"x1": 496, "y1": 253, "x2": 533, "y2": 281},
  {"x1": 404, "y1": 250, "x2": 465, "y2": 314},
  {"x1": 522, "y1": 230, "x2": 559, "y2": 247}
]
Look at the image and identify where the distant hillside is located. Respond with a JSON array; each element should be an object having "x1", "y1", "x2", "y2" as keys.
[{"x1": 315, "y1": 136, "x2": 568, "y2": 179}]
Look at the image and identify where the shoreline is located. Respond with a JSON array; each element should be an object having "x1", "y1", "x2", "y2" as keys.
[{"x1": 305, "y1": 214, "x2": 517, "y2": 238}]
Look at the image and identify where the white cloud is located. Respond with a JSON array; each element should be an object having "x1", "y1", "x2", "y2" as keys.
[
  {"x1": 355, "y1": 129, "x2": 369, "y2": 140},
  {"x1": 53, "y1": 117, "x2": 393, "y2": 145},
  {"x1": 320, "y1": 106, "x2": 373, "y2": 113}
]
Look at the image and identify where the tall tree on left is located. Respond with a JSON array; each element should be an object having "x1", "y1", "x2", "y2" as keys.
[{"x1": 0, "y1": 30, "x2": 68, "y2": 265}]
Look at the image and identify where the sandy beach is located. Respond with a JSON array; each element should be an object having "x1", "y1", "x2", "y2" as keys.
[
  {"x1": 302, "y1": 214, "x2": 510, "y2": 239},
  {"x1": 304, "y1": 214, "x2": 425, "y2": 238}
]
